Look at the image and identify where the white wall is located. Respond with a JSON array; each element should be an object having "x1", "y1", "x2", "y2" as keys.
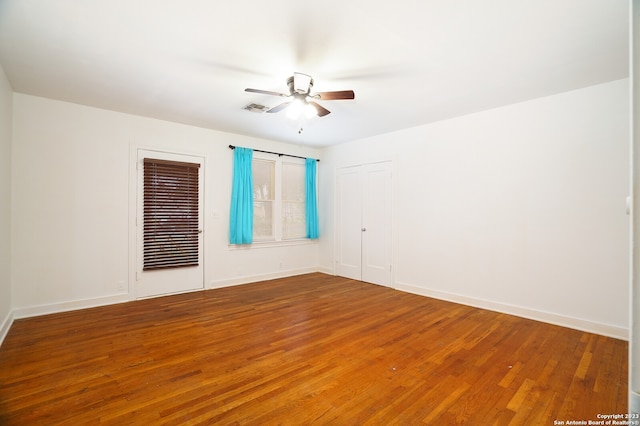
[
  {"x1": 0, "y1": 65, "x2": 12, "y2": 339},
  {"x1": 11, "y1": 94, "x2": 320, "y2": 315},
  {"x1": 320, "y1": 79, "x2": 630, "y2": 338},
  {"x1": 7, "y1": 79, "x2": 630, "y2": 340}
]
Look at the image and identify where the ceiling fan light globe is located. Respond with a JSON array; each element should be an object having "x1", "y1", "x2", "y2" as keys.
[
  {"x1": 286, "y1": 99, "x2": 304, "y2": 119},
  {"x1": 304, "y1": 103, "x2": 317, "y2": 118}
]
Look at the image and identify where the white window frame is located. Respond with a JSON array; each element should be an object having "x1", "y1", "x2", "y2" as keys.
[{"x1": 229, "y1": 151, "x2": 316, "y2": 249}]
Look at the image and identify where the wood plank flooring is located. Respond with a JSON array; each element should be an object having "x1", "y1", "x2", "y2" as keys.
[{"x1": 0, "y1": 273, "x2": 628, "y2": 425}]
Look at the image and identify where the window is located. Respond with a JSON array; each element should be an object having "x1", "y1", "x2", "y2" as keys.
[
  {"x1": 252, "y1": 159, "x2": 275, "y2": 239},
  {"x1": 282, "y1": 162, "x2": 306, "y2": 239},
  {"x1": 252, "y1": 153, "x2": 306, "y2": 242}
]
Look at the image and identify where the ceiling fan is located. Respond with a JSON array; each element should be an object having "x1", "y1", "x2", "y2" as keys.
[{"x1": 245, "y1": 72, "x2": 355, "y2": 119}]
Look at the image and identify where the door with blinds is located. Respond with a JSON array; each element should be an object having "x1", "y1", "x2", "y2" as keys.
[{"x1": 136, "y1": 150, "x2": 204, "y2": 298}]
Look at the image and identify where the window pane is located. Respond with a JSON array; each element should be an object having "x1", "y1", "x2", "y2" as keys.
[
  {"x1": 282, "y1": 201, "x2": 305, "y2": 239},
  {"x1": 253, "y1": 200, "x2": 273, "y2": 238},
  {"x1": 282, "y1": 163, "x2": 304, "y2": 201},
  {"x1": 253, "y1": 159, "x2": 275, "y2": 239},
  {"x1": 282, "y1": 162, "x2": 306, "y2": 239}
]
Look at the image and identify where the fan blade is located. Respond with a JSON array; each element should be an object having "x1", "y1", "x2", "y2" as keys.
[
  {"x1": 316, "y1": 90, "x2": 355, "y2": 100},
  {"x1": 309, "y1": 101, "x2": 331, "y2": 117},
  {"x1": 245, "y1": 88, "x2": 288, "y2": 97},
  {"x1": 267, "y1": 102, "x2": 291, "y2": 113}
]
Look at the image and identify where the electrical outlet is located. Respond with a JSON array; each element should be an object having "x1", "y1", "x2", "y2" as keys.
[{"x1": 117, "y1": 280, "x2": 126, "y2": 291}]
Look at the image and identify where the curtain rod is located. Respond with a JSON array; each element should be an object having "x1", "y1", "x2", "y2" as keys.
[{"x1": 228, "y1": 145, "x2": 319, "y2": 162}]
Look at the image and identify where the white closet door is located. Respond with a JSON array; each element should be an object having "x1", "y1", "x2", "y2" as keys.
[
  {"x1": 335, "y1": 166, "x2": 363, "y2": 281},
  {"x1": 335, "y1": 162, "x2": 392, "y2": 287},
  {"x1": 361, "y1": 162, "x2": 392, "y2": 286}
]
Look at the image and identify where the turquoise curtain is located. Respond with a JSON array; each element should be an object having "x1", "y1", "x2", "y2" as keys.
[
  {"x1": 229, "y1": 148, "x2": 254, "y2": 244},
  {"x1": 305, "y1": 158, "x2": 319, "y2": 239}
]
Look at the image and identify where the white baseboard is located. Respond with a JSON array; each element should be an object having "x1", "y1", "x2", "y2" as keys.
[
  {"x1": 208, "y1": 267, "x2": 319, "y2": 289},
  {"x1": 316, "y1": 266, "x2": 335, "y2": 275},
  {"x1": 6, "y1": 269, "x2": 321, "y2": 330},
  {"x1": 0, "y1": 309, "x2": 14, "y2": 347},
  {"x1": 6, "y1": 274, "x2": 624, "y2": 347},
  {"x1": 12, "y1": 293, "x2": 131, "y2": 321},
  {"x1": 395, "y1": 281, "x2": 629, "y2": 341}
]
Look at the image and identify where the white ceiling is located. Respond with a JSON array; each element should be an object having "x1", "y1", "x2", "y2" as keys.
[{"x1": 0, "y1": 0, "x2": 630, "y2": 147}]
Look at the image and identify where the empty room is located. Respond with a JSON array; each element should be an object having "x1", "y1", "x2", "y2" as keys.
[{"x1": 0, "y1": 1, "x2": 637, "y2": 424}]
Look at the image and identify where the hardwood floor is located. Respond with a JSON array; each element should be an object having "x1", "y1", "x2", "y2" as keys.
[{"x1": 0, "y1": 273, "x2": 628, "y2": 425}]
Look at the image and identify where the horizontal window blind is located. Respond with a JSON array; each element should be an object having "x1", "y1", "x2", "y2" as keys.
[{"x1": 143, "y1": 158, "x2": 200, "y2": 270}]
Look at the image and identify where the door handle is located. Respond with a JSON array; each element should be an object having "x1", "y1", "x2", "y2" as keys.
[{"x1": 361, "y1": 228, "x2": 367, "y2": 232}]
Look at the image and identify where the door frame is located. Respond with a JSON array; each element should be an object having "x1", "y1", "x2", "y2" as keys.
[
  {"x1": 334, "y1": 160, "x2": 393, "y2": 287},
  {"x1": 128, "y1": 145, "x2": 206, "y2": 299}
]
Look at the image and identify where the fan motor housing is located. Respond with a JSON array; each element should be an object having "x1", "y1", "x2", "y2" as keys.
[{"x1": 287, "y1": 75, "x2": 313, "y2": 94}]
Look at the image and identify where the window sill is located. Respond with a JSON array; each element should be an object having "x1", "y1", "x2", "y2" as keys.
[{"x1": 228, "y1": 238, "x2": 318, "y2": 250}]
